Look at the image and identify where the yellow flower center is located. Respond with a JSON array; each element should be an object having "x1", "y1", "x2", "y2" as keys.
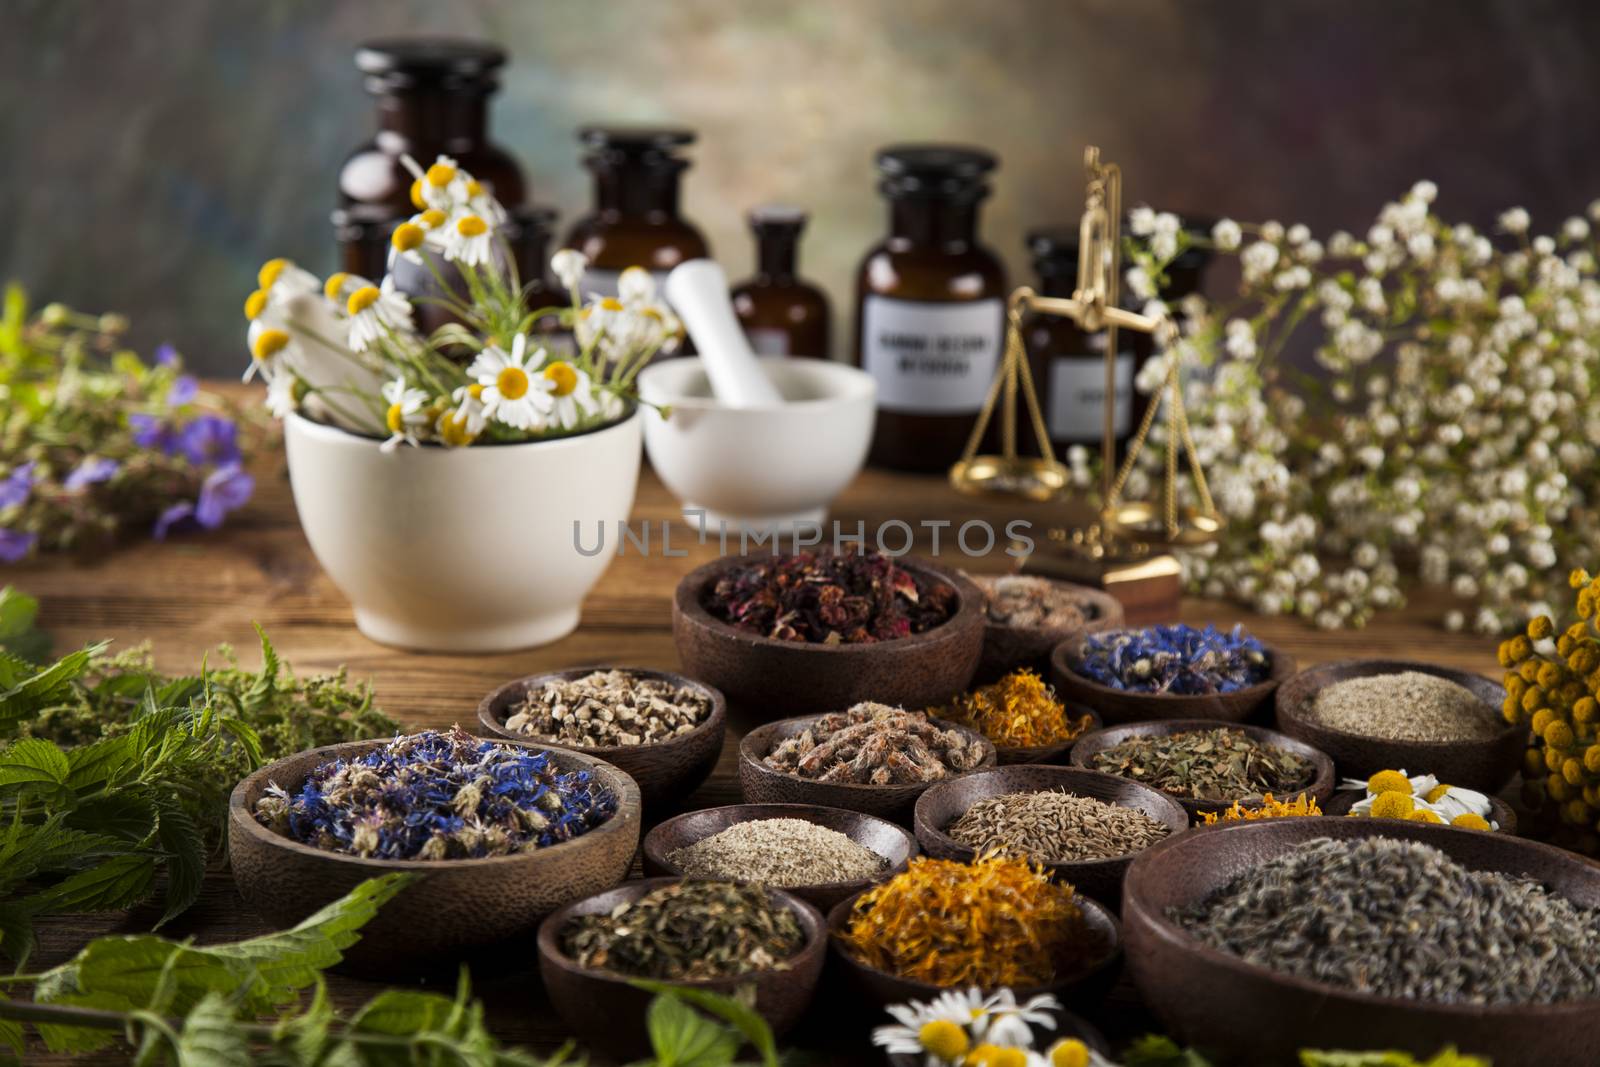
[
  {"x1": 989, "y1": 1050, "x2": 1028, "y2": 1067},
  {"x1": 322, "y1": 272, "x2": 349, "y2": 301},
  {"x1": 438, "y1": 412, "x2": 475, "y2": 448},
  {"x1": 257, "y1": 258, "x2": 288, "y2": 290},
  {"x1": 392, "y1": 222, "x2": 425, "y2": 253},
  {"x1": 468, "y1": 383, "x2": 484, "y2": 400},
  {"x1": 641, "y1": 306, "x2": 662, "y2": 321},
  {"x1": 457, "y1": 215, "x2": 489, "y2": 238},
  {"x1": 918, "y1": 1020, "x2": 968, "y2": 1061},
  {"x1": 543, "y1": 361, "x2": 579, "y2": 397},
  {"x1": 253, "y1": 329, "x2": 290, "y2": 361},
  {"x1": 419, "y1": 208, "x2": 447, "y2": 229},
  {"x1": 386, "y1": 402, "x2": 406, "y2": 435},
  {"x1": 426, "y1": 161, "x2": 456, "y2": 187},
  {"x1": 466, "y1": 179, "x2": 483, "y2": 198},
  {"x1": 1424, "y1": 783, "x2": 1451, "y2": 804},
  {"x1": 243, "y1": 289, "x2": 268, "y2": 321},
  {"x1": 409, "y1": 178, "x2": 427, "y2": 210},
  {"x1": 965, "y1": 1046, "x2": 1001, "y2": 1067},
  {"x1": 599, "y1": 296, "x2": 624, "y2": 312},
  {"x1": 347, "y1": 286, "x2": 382, "y2": 315},
  {"x1": 496, "y1": 366, "x2": 530, "y2": 400},
  {"x1": 1366, "y1": 770, "x2": 1412, "y2": 796},
  {"x1": 1368, "y1": 791, "x2": 1415, "y2": 819},
  {"x1": 1051, "y1": 1040, "x2": 1090, "y2": 1067}
]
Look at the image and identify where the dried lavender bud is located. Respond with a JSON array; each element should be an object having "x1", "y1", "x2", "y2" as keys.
[
  {"x1": 503, "y1": 669, "x2": 711, "y2": 747},
  {"x1": 704, "y1": 550, "x2": 956, "y2": 644},
  {"x1": 253, "y1": 727, "x2": 616, "y2": 860},
  {"x1": 561, "y1": 881, "x2": 805, "y2": 980},
  {"x1": 761, "y1": 703, "x2": 986, "y2": 785},
  {"x1": 1075, "y1": 624, "x2": 1269, "y2": 694}
]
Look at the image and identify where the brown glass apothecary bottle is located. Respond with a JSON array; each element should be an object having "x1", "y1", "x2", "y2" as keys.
[
  {"x1": 562, "y1": 126, "x2": 709, "y2": 297},
  {"x1": 731, "y1": 206, "x2": 831, "y2": 359},
  {"x1": 336, "y1": 38, "x2": 527, "y2": 280},
  {"x1": 853, "y1": 146, "x2": 1007, "y2": 472}
]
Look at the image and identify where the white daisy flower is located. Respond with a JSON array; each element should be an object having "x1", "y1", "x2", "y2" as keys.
[
  {"x1": 873, "y1": 988, "x2": 986, "y2": 1063},
  {"x1": 461, "y1": 175, "x2": 507, "y2": 226},
  {"x1": 450, "y1": 382, "x2": 489, "y2": 436},
  {"x1": 552, "y1": 249, "x2": 588, "y2": 292},
  {"x1": 243, "y1": 258, "x2": 321, "y2": 333},
  {"x1": 541, "y1": 361, "x2": 600, "y2": 430},
  {"x1": 978, "y1": 990, "x2": 1059, "y2": 1047},
  {"x1": 470, "y1": 334, "x2": 554, "y2": 430},
  {"x1": 379, "y1": 377, "x2": 430, "y2": 452},
  {"x1": 346, "y1": 277, "x2": 415, "y2": 352},
  {"x1": 446, "y1": 213, "x2": 494, "y2": 268},
  {"x1": 617, "y1": 265, "x2": 657, "y2": 304},
  {"x1": 244, "y1": 322, "x2": 297, "y2": 384},
  {"x1": 400, "y1": 153, "x2": 462, "y2": 213},
  {"x1": 265, "y1": 370, "x2": 299, "y2": 418}
]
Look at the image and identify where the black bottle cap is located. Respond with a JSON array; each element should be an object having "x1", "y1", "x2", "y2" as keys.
[
  {"x1": 748, "y1": 204, "x2": 808, "y2": 233},
  {"x1": 876, "y1": 144, "x2": 997, "y2": 199},
  {"x1": 578, "y1": 126, "x2": 697, "y2": 151},
  {"x1": 356, "y1": 38, "x2": 507, "y2": 92}
]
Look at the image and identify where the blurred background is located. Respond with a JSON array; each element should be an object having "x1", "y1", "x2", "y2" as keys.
[{"x1": 4, "y1": 0, "x2": 1599, "y2": 375}]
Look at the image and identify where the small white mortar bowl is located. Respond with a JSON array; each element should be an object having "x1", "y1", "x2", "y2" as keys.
[{"x1": 638, "y1": 357, "x2": 875, "y2": 533}]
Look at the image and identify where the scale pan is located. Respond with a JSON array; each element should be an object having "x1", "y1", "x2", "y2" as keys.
[
  {"x1": 1101, "y1": 500, "x2": 1222, "y2": 547},
  {"x1": 949, "y1": 456, "x2": 1068, "y2": 502}
]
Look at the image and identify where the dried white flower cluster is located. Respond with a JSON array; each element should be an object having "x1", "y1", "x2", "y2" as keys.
[{"x1": 1123, "y1": 182, "x2": 1599, "y2": 633}]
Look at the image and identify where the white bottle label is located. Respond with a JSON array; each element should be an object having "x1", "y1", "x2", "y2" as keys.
[
  {"x1": 1049, "y1": 353, "x2": 1134, "y2": 441},
  {"x1": 747, "y1": 328, "x2": 791, "y2": 356},
  {"x1": 861, "y1": 297, "x2": 1004, "y2": 414}
]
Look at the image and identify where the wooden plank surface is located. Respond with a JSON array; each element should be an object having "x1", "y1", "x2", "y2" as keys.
[{"x1": 8, "y1": 397, "x2": 1501, "y2": 1064}]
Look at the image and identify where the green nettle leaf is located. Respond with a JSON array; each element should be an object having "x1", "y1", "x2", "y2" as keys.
[
  {"x1": 644, "y1": 992, "x2": 740, "y2": 1067},
  {"x1": 153, "y1": 802, "x2": 206, "y2": 928},
  {"x1": 631, "y1": 983, "x2": 777, "y2": 1067},
  {"x1": 0, "y1": 992, "x2": 23, "y2": 1059},
  {"x1": 172, "y1": 992, "x2": 254, "y2": 1067},
  {"x1": 63, "y1": 734, "x2": 136, "y2": 790},
  {"x1": 0, "y1": 736, "x2": 72, "y2": 787},
  {"x1": 0, "y1": 587, "x2": 49, "y2": 663},
  {"x1": 0, "y1": 641, "x2": 109, "y2": 724},
  {"x1": 21, "y1": 853, "x2": 156, "y2": 915}
]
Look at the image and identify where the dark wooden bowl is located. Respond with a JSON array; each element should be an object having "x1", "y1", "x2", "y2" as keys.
[
  {"x1": 739, "y1": 713, "x2": 997, "y2": 826},
  {"x1": 1322, "y1": 788, "x2": 1518, "y2": 835},
  {"x1": 827, "y1": 886, "x2": 1123, "y2": 1012},
  {"x1": 1121, "y1": 816, "x2": 1600, "y2": 1066},
  {"x1": 536, "y1": 876, "x2": 826, "y2": 1061},
  {"x1": 672, "y1": 553, "x2": 985, "y2": 717},
  {"x1": 885, "y1": 1009, "x2": 1112, "y2": 1064},
  {"x1": 642, "y1": 803, "x2": 918, "y2": 912},
  {"x1": 972, "y1": 574, "x2": 1126, "y2": 679},
  {"x1": 912, "y1": 765, "x2": 1189, "y2": 907},
  {"x1": 477, "y1": 666, "x2": 726, "y2": 810},
  {"x1": 228, "y1": 737, "x2": 641, "y2": 969},
  {"x1": 1069, "y1": 718, "x2": 1336, "y2": 820},
  {"x1": 990, "y1": 703, "x2": 1102, "y2": 766},
  {"x1": 1050, "y1": 631, "x2": 1295, "y2": 725},
  {"x1": 1274, "y1": 659, "x2": 1524, "y2": 793}
]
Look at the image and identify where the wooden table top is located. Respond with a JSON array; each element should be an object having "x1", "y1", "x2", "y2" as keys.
[{"x1": 11, "y1": 421, "x2": 1499, "y2": 1064}]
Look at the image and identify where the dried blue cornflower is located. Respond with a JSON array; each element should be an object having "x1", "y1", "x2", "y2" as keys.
[
  {"x1": 1075, "y1": 623, "x2": 1269, "y2": 695},
  {"x1": 253, "y1": 726, "x2": 616, "y2": 860}
]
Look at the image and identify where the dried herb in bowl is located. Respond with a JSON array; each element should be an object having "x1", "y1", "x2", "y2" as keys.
[
  {"x1": 704, "y1": 550, "x2": 957, "y2": 644},
  {"x1": 1088, "y1": 727, "x2": 1313, "y2": 803},
  {"x1": 665, "y1": 818, "x2": 886, "y2": 886},
  {"x1": 561, "y1": 881, "x2": 805, "y2": 980},
  {"x1": 946, "y1": 789, "x2": 1171, "y2": 863},
  {"x1": 503, "y1": 669, "x2": 711, "y2": 747},
  {"x1": 762, "y1": 703, "x2": 988, "y2": 785},
  {"x1": 253, "y1": 727, "x2": 616, "y2": 860},
  {"x1": 934, "y1": 669, "x2": 1095, "y2": 748},
  {"x1": 1075, "y1": 623, "x2": 1269, "y2": 694}
]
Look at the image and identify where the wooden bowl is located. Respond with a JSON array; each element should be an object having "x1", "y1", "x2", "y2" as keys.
[
  {"x1": 477, "y1": 666, "x2": 726, "y2": 810},
  {"x1": 1322, "y1": 789, "x2": 1518, "y2": 835},
  {"x1": 1069, "y1": 718, "x2": 1336, "y2": 820},
  {"x1": 642, "y1": 803, "x2": 918, "y2": 912},
  {"x1": 972, "y1": 574, "x2": 1125, "y2": 679},
  {"x1": 536, "y1": 876, "x2": 826, "y2": 1061},
  {"x1": 739, "y1": 712, "x2": 997, "y2": 826},
  {"x1": 989, "y1": 703, "x2": 1102, "y2": 766},
  {"x1": 1121, "y1": 816, "x2": 1600, "y2": 1067},
  {"x1": 672, "y1": 553, "x2": 985, "y2": 717},
  {"x1": 1274, "y1": 659, "x2": 1524, "y2": 793},
  {"x1": 826, "y1": 886, "x2": 1123, "y2": 1012},
  {"x1": 912, "y1": 765, "x2": 1189, "y2": 907},
  {"x1": 228, "y1": 737, "x2": 641, "y2": 969},
  {"x1": 1050, "y1": 630, "x2": 1295, "y2": 725}
]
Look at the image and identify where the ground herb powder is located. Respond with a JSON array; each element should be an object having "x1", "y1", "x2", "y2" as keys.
[
  {"x1": 1309, "y1": 671, "x2": 1500, "y2": 741},
  {"x1": 665, "y1": 817, "x2": 887, "y2": 886}
]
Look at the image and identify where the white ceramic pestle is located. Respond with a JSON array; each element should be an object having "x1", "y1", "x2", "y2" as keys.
[{"x1": 663, "y1": 259, "x2": 785, "y2": 407}]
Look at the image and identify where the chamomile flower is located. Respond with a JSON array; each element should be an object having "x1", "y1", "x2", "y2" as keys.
[
  {"x1": 244, "y1": 322, "x2": 295, "y2": 383},
  {"x1": 447, "y1": 214, "x2": 494, "y2": 268},
  {"x1": 265, "y1": 370, "x2": 300, "y2": 418},
  {"x1": 400, "y1": 153, "x2": 461, "y2": 213},
  {"x1": 873, "y1": 989, "x2": 987, "y2": 1063},
  {"x1": 470, "y1": 334, "x2": 554, "y2": 430},
  {"x1": 244, "y1": 258, "x2": 321, "y2": 326},
  {"x1": 542, "y1": 361, "x2": 599, "y2": 430},
  {"x1": 450, "y1": 382, "x2": 490, "y2": 436},
  {"x1": 346, "y1": 277, "x2": 415, "y2": 352},
  {"x1": 552, "y1": 249, "x2": 588, "y2": 292},
  {"x1": 978, "y1": 991, "x2": 1059, "y2": 1048},
  {"x1": 380, "y1": 377, "x2": 430, "y2": 452}
]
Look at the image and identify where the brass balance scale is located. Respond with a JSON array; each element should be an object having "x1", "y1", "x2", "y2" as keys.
[{"x1": 949, "y1": 147, "x2": 1221, "y2": 617}]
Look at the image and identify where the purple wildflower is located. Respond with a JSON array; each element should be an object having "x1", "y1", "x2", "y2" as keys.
[
  {"x1": 130, "y1": 413, "x2": 178, "y2": 453},
  {"x1": 178, "y1": 415, "x2": 240, "y2": 467},
  {"x1": 154, "y1": 343, "x2": 180, "y2": 368},
  {"x1": 0, "y1": 528, "x2": 36, "y2": 563},
  {"x1": 166, "y1": 375, "x2": 199, "y2": 408},
  {"x1": 194, "y1": 463, "x2": 253, "y2": 528},
  {"x1": 63, "y1": 457, "x2": 120, "y2": 491},
  {"x1": 0, "y1": 463, "x2": 36, "y2": 509},
  {"x1": 152, "y1": 501, "x2": 194, "y2": 541}
]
